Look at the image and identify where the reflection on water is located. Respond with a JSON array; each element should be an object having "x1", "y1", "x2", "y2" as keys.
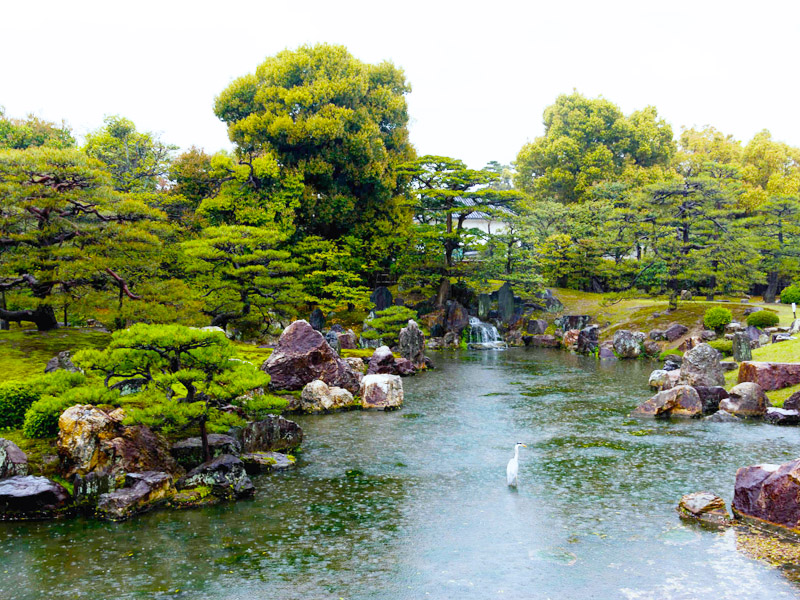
[{"x1": 1, "y1": 348, "x2": 799, "y2": 599}]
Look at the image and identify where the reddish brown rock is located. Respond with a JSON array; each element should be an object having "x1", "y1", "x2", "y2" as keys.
[
  {"x1": 0, "y1": 476, "x2": 72, "y2": 520},
  {"x1": 631, "y1": 385, "x2": 703, "y2": 418},
  {"x1": 664, "y1": 323, "x2": 689, "y2": 342},
  {"x1": 562, "y1": 329, "x2": 580, "y2": 350},
  {"x1": 336, "y1": 332, "x2": 357, "y2": 350},
  {"x1": 737, "y1": 362, "x2": 800, "y2": 391},
  {"x1": 262, "y1": 320, "x2": 361, "y2": 393},
  {"x1": 719, "y1": 382, "x2": 770, "y2": 417},
  {"x1": 677, "y1": 492, "x2": 731, "y2": 526},
  {"x1": 526, "y1": 335, "x2": 560, "y2": 348},
  {"x1": 732, "y1": 459, "x2": 800, "y2": 533}
]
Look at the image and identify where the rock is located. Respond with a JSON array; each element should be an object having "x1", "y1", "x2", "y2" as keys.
[
  {"x1": 613, "y1": 330, "x2": 643, "y2": 359},
  {"x1": 394, "y1": 357, "x2": 416, "y2": 375},
  {"x1": 648, "y1": 370, "x2": 671, "y2": 391},
  {"x1": 705, "y1": 410, "x2": 740, "y2": 423},
  {"x1": 445, "y1": 300, "x2": 470, "y2": 333},
  {"x1": 263, "y1": 320, "x2": 361, "y2": 393},
  {"x1": 232, "y1": 415, "x2": 303, "y2": 453},
  {"x1": 430, "y1": 323, "x2": 445, "y2": 338},
  {"x1": 700, "y1": 330, "x2": 717, "y2": 341},
  {"x1": 649, "y1": 329, "x2": 667, "y2": 341},
  {"x1": 526, "y1": 319, "x2": 547, "y2": 335},
  {"x1": 337, "y1": 331, "x2": 357, "y2": 350},
  {"x1": 772, "y1": 333, "x2": 796, "y2": 344},
  {"x1": 58, "y1": 405, "x2": 178, "y2": 481},
  {"x1": 344, "y1": 357, "x2": 366, "y2": 373},
  {"x1": 0, "y1": 476, "x2": 72, "y2": 520},
  {"x1": 96, "y1": 471, "x2": 174, "y2": 521},
  {"x1": 360, "y1": 374, "x2": 403, "y2": 410},
  {"x1": 370, "y1": 286, "x2": 393, "y2": 311},
  {"x1": 599, "y1": 345, "x2": 616, "y2": 360},
  {"x1": 71, "y1": 471, "x2": 114, "y2": 506},
  {"x1": 744, "y1": 306, "x2": 763, "y2": 316},
  {"x1": 664, "y1": 323, "x2": 689, "y2": 342},
  {"x1": 643, "y1": 341, "x2": 661, "y2": 357},
  {"x1": 784, "y1": 391, "x2": 800, "y2": 411},
  {"x1": 720, "y1": 361, "x2": 738, "y2": 372},
  {"x1": 44, "y1": 350, "x2": 81, "y2": 374},
  {"x1": 631, "y1": 385, "x2": 703, "y2": 418},
  {"x1": 677, "y1": 492, "x2": 730, "y2": 526},
  {"x1": 744, "y1": 326, "x2": 763, "y2": 344},
  {"x1": 110, "y1": 377, "x2": 148, "y2": 396},
  {"x1": 442, "y1": 331, "x2": 460, "y2": 347},
  {"x1": 789, "y1": 319, "x2": 800, "y2": 335},
  {"x1": 368, "y1": 345, "x2": 397, "y2": 375},
  {"x1": 0, "y1": 439, "x2": 28, "y2": 478},
  {"x1": 536, "y1": 288, "x2": 564, "y2": 313},
  {"x1": 765, "y1": 407, "x2": 800, "y2": 425},
  {"x1": 677, "y1": 336, "x2": 702, "y2": 352},
  {"x1": 299, "y1": 380, "x2": 355, "y2": 412},
  {"x1": 732, "y1": 459, "x2": 800, "y2": 532},
  {"x1": 240, "y1": 452, "x2": 295, "y2": 474},
  {"x1": 555, "y1": 315, "x2": 592, "y2": 331},
  {"x1": 678, "y1": 343, "x2": 725, "y2": 387},
  {"x1": 725, "y1": 322, "x2": 744, "y2": 334},
  {"x1": 719, "y1": 382, "x2": 770, "y2": 417},
  {"x1": 178, "y1": 455, "x2": 254, "y2": 500},
  {"x1": 309, "y1": 308, "x2": 325, "y2": 331},
  {"x1": 324, "y1": 331, "x2": 340, "y2": 353},
  {"x1": 737, "y1": 361, "x2": 800, "y2": 391},
  {"x1": 498, "y1": 282, "x2": 515, "y2": 322},
  {"x1": 694, "y1": 386, "x2": 729, "y2": 414},
  {"x1": 732, "y1": 332, "x2": 752, "y2": 362},
  {"x1": 562, "y1": 329, "x2": 580, "y2": 350},
  {"x1": 399, "y1": 320, "x2": 426, "y2": 369},
  {"x1": 171, "y1": 434, "x2": 241, "y2": 470},
  {"x1": 359, "y1": 313, "x2": 382, "y2": 349},
  {"x1": 478, "y1": 293, "x2": 491, "y2": 320},
  {"x1": 526, "y1": 334, "x2": 560, "y2": 348},
  {"x1": 577, "y1": 325, "x2": 600, "y2": 354}
]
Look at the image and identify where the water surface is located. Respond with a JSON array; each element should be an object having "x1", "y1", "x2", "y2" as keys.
[{"x1": 2, "y1": 348, "x2": 799, "y2": 599}]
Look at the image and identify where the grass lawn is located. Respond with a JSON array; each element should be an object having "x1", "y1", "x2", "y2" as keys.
[{"x1": 722, "y1": 337, "x2": 800, "y2": 407}]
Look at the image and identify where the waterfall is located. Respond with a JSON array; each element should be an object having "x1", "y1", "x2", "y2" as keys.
[{"x1": 468, "y1": 317, "x2": 508, "y2": 349}]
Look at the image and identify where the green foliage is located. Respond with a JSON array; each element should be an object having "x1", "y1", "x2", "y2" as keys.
[
  {"x1": 703, "y1": 307, "x2": 733, "y2": 332},
  {"x1": 0, "y1": 109, "x2": 75, "y2": 149},
  {"x1": 23, "y1": 385, "x2": 116, "y2": 438},
  {"x1": 780, "y1": 284, "x2": 800, "y2": 304},
  {"x1": 239, "y1": 394, "x2": 289, "y2": 420},
  {"x1": 658, "y1": 350, "x2": 684, "y2": 361},
  {"x1": 360, "y1": 306, "x2": 418, "y2": 346},
  {"x1": 214, "y1": 43, "x2": 414, "y2": 240},
  {"x1": 84, "y1": 115, "x2": 176, "y2": 193},
  {"x1": 0, "y1": 370, "x2": 86, "y2": 430},
  {"x1": 708, "y1": 339, "x2": 733, "y2": 357},
  {"x1": 746, "y1": 310, "x2": 780, "y2": 328}
]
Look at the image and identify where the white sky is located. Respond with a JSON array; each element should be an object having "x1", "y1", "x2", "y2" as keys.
[{"x1": 2, "y1": 0, "x2": 799, "y2": 169}]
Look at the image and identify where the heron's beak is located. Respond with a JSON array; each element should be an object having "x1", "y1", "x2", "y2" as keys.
[{"x1": 521, "y1": 444, "x2": 527, "y2": 448}]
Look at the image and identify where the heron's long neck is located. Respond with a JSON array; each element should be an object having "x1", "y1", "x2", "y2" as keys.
[{"x1": 514, "y1": 446, "x2": 520, "y2": 460}]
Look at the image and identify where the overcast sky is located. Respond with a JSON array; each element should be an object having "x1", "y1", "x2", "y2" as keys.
[{"x1": 2, "y1": 0, "x2": 799, "y2": 169}]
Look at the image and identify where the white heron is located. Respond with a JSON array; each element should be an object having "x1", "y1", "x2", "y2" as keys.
[{"x1": 506, "y1": 442, "x2": 527, "y2": 487}]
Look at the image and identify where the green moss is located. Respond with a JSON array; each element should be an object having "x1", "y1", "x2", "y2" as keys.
[
  {"x1": 232, "y1": 343, "x2": 273, "y2": 367},
  {"x1": 0, "y1": 328, "x2": 110, "y2": 384},
  {"x1": 658, "y1": 349, "x2": 684, "y2": 361},
  {"x1": 340, "y1": 348, "x2": 375, "y2": 359},
  {"x1": 0, "y1": 429, "x2": 57, "y2": 475},
  {"x1": 708, "y1": 339, "x2": 733, "y2": 356}
]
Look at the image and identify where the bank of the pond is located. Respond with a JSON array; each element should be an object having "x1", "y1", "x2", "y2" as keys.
[{"x1": 1, "y1": 348, "x2": 799, "y2": 600}]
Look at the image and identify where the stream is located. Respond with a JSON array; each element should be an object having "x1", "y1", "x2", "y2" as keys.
[{"x1": 1, "y1": 348, "x2": 799, "y2": 599}]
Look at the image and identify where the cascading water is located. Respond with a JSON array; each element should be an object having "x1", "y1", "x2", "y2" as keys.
[{"x1": 468, "y1": 316, "x2": 508, "y2": 349}]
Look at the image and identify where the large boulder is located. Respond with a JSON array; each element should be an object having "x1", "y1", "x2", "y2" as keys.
[
  {"x1": 694, "y1": 386, "x2": 729, "y2": 414},
  {"x1": 704, "y1": 410, "x2": 740, "y2": 423},
  {"x1": 445, "y1": 301, "x2": 470, "y2": 333},
  {"x1": 0, "y1": 476, "x2": 71, "y2": 520},
  {"x1": 648, "y1": 370, "x2": 671, "y2": 391},
  {"x1": 368, "y1": 345, "x2": 397, "y2": 374},
  {"x1": 299, "y1": 380, "x2": 356, "y2": 412},
  {"x1": 96, "y1": 471, "x2": 174, "y2": 521},
  {"x1": 677, "y1": 492, "x2": 730, "y2": 526},
  {"x1": 240, "y1": 452, "x2": 296, "y2": 475},
  {"x1": 664, "y1": 323, "x2": 689, "y2": 342},
  {"x1": 262, "y1": 320, "x2": 361, "y2": 393},
  {"x1": 526, "y1": 334, "x2": 560, "y2": 348},
  {"x1": 719, "y1": 382, "x2": 770, "y2": 417},
  {"x1": 309, "y1": 308, "x2": 325, "y2": 331},
  {"x1": 233, "y1": 415, "x2": 303, "y2": 453},
  {"x1": 783, "y1": 390, "x2": 800, "y2": 412},
  {"x1": 732, "y1": 332, "x2": 752, "y2": 362},
  {"x1": 178, "y1": 455, "x2": 254, "y2": 500},
  {"x1": 370, "y1": 286, "x2": 393, "y2": 311},
  {"x1": 171, "y1": 434, "x2": 241, "y2": 470},
  {"x1": 576, "y1": 325, "x2": 600, "y2": 354},
  {"x1": 526, "y1": 319, "x2": 547, "y2": 335},
  {"x1": 678, "y1": 343, "x2": 725, "y2": 387},
  {"x1": 0, "y1": 439, "x2": 28, "y2": 478},
  {"x1": 58, "y1": 405, "x2": 179, "y2": 481},
  {"x1": 732, "y1": 459, "x2": 800, "y2": 532},
  {"x1": 399, "y1": 320, "x2": 426, "y2": 369},
  {"x1": 337, "y1": 331, "x2": 357, "y2": 350},
  {"x1": 44, "y1": 351, "x2": 81, "y2": 374},
  {"x1": 555, "y1": 315, "x2": 592, "y2": 331},
  {"x1": 344, "y1": 357, "x2": 367, "y2": 374},
  {"x1": 764, "y1": 407, "x2": 800, "y2": 425},
  {"x1": 737, "y1": 362, "x2": 800, "y2": 391},
  {"x1": 498, "y1": 282, "x2": 515, "y2": 322},
  {"x1": 562, "y1": 329, "x2": 580, "y2": 351},
  {"x1": 613, "y1": 330, "x2": 643, "y2": 359},
  {"x1": 360, "y1": 374, "x2": 403, "y2": 410},
  {"x1": 631, "y1": 385, "x2": 703, "y2": 418}
]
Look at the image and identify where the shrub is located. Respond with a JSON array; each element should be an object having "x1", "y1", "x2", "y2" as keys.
[
  {"x1": 23, "y1": 385, "x2": 115, "y2": 439},
  {"x1": 746, "y1": 310, "x2": 780, "y2": 328},
  {"x1": 0, "y1": 382, "x2": 39, "y2": 430},
  {"x1": 780, "y1": 284, "x2": 800, "y2": 305},
  {"x1": 708, "y1": 339, "x2": 733, "y2": 357},
  {"x1": 360, "y1": 306, "x2": 418, "y2": 346},
  {"x1": 703, "y1": 307, "x2": 733, "y2": 333}
]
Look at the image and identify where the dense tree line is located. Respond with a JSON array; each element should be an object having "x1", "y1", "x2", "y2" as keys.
[{"x1": 2, "y1": 46, "x2": 799, "y2": 335}]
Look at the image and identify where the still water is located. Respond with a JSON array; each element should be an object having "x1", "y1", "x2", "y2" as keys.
[{"x1": 1, "y1": 348, "x2": 799, "y2": 599}]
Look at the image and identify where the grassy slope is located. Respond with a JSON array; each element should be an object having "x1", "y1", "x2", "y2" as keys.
[{"x1": 722, "y1": 338, "x2": 800, "y2": 407}]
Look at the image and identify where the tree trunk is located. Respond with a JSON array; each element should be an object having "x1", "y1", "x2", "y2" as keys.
[
  {"x1": 0, "y1": 292, "x2": 8, "y2": 331},
  {"x1": 0, "y1": 305, "x2": 58, "y2": 331},
  {"x1": 764, "y1": 271, "x2": 779, "y2": 303},
  {"x1": 199, "y1": 416, "x2": 211, "y2": 463}
]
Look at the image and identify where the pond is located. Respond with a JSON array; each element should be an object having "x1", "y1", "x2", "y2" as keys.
[{"x1": 1, "y1": 348, "x2": 799, "y2": 599}]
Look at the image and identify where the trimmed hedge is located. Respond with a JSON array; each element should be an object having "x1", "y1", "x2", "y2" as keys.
[
  {"x1": 780, "y1": 284, "x2": 800, "y2": 304},
  {"x1": 746, "y1": 310, "x2": 779, "y2": 328},
  {"x1": 703, "y1": 307, "x2": 733, "y2": 333},
  {"x1": 0, "y1": 371, "x2": 86, "y2": 430},
  {"x1": 708, "y1": 339, "x2": 733, "y2": 357}
]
